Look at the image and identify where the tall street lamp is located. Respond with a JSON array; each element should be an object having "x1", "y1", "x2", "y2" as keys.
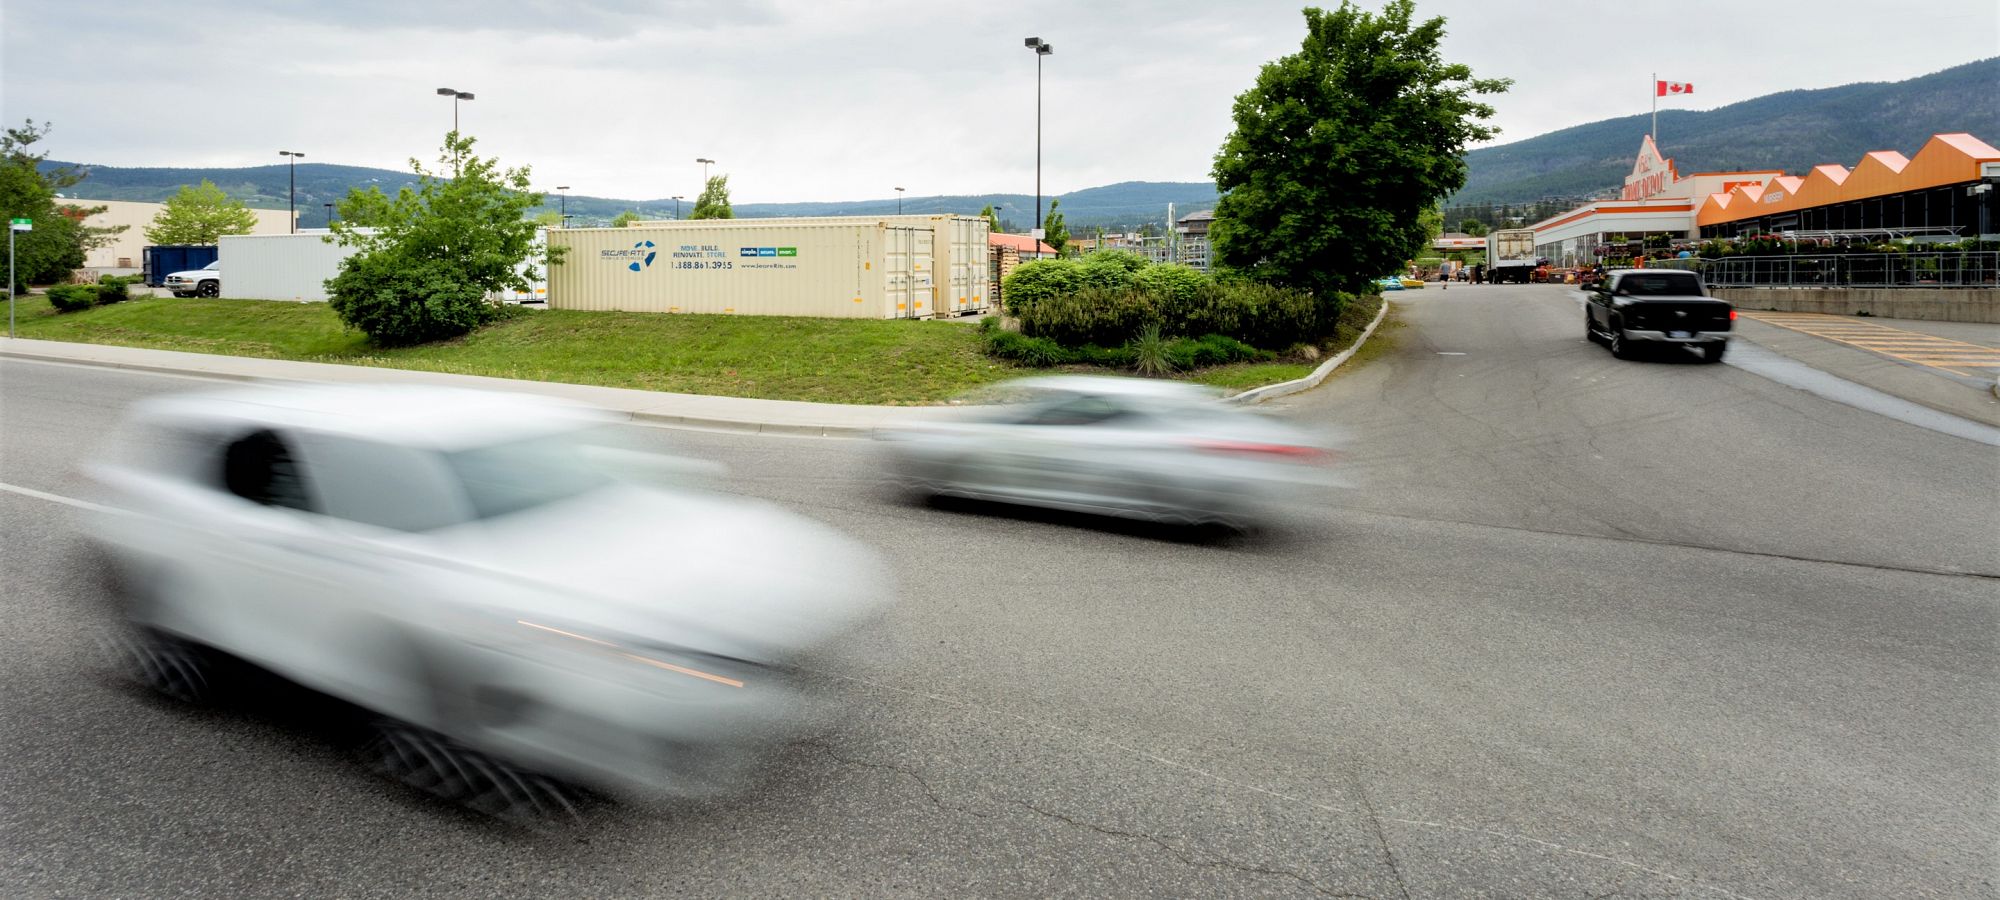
[
  {"x1": 895, "y1": 186, "x2": 905, "y2": 214},
  {"x1": 278, "y1": 150, "x2": 304, "y2": 233},
  {"x1": 435, "y1": 87, "x2": 475, "y2": 133},
  {"x1": 1024, "y1": 37, "x2": 1052, "y2": 238},
  {"x1": 696, "y1": 158, "x2": 715, "y2": 184},
  {"x1": 672, "y1": 195, "x2": 685, "y2": 219},
  {"x1": 323, "y1": 202, "x2": 334, "y2": 227},
  {"x1": 556, "y1": 185, "x2": 570, "y2": 222}
]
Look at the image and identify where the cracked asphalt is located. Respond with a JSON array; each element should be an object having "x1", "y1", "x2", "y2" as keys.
[{"x1": 3, "y1": 284, "x2": 1995, "y2": 898}]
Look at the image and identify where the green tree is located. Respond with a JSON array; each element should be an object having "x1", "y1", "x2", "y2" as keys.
[
  {"x1": 325, "y1": 132, "x2": 553, "y2": 346},
  {"x1": 980, "y1": 204, "x2": 1002, "y2": 233},
  {"x1": 531, "y1": 209, "x2": 562, "y2": 228},
  {"x1": 1210, "y1": 2, "x2": 1507, "y2": 296},
  {"x1": 689, "y1": 175, "x2": 733, "y2": 220},
  {"x1": 1042, "y1": 198, "x2": 1070, "y2": 256},
  {"x1": 144, "y1": 180, "x2": 259, "y2": 244},
  {"x1": 1457, "y1": 218, "x2": 1487, "y2": 237},
  {"x1": 1, "y1": 120, "x2": 122, "y2": 288},
  {"x1": 610, "y1": 210, "x2": 641, "y2": 228}
]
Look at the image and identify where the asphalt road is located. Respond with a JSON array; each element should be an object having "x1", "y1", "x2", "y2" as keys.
[{"x1": 3, "y1": 284, "x2": 1995, "y2": 899}]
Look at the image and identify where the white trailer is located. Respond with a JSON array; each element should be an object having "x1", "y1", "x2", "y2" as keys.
[
  {"x1": 215, "y1": 230, "x2": 548, "y2": 303},
  {"x1": 1484, "y1": 229, "x2": 1537, "y2": 283}
]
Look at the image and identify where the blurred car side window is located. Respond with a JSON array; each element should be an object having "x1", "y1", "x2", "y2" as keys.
[
  {"x1": 1018, "y1": 395, "x2": 1127, "y2": 427},
  {"x1": 301, "y1": 434, "x2": 473, "y2": 533},
  {"x1": 221, "y1": 430, "x2": 316, "y2": 513}
]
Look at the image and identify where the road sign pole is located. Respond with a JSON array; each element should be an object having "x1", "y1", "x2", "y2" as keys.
[{"x1": 8, "y1": 225, "x2": 15, "y2": 338}]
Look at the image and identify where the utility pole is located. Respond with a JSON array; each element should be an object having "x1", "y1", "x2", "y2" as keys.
[{"x1": 8, "y1": 216, "x2": 28, "y2": 338}]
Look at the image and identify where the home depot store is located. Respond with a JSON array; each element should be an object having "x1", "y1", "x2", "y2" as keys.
[{"x1": 1529, "y1": 136, "x2": 1779, "y2": 266}]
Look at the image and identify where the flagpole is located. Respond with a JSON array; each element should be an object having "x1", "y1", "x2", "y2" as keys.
[{"x1": 1651, "y1": 72, "x2": 1658, "y2": 144}]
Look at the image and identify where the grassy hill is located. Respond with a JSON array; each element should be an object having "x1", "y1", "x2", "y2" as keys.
[{"x1": 1454, "y1": 58, "x2": 1999, "y2": 205}]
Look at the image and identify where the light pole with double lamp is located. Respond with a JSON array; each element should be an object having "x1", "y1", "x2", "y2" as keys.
[
  {"x1": 278, "y1": 150, "x2": 304, "y2": 233},
  {"x1": 435, "y1": 87, "x2": 474, "y2": 132},
  {"x1": 672, "y1": 195, "x2": 685, "y2": 219},
  {"x1": 896, "y1": 186, "x2": 905, "y2": 214},
  {"x1": 1023, "y1": 37, "x2": 1052, "y2": 237},
  {"x1": 324, "y1": 203, "x2": 334, "y2": 227}
]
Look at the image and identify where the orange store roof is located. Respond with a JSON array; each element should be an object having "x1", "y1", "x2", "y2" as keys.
[{"x1": 1698, "y1": 133, "x2": 1999, "y2": 227}]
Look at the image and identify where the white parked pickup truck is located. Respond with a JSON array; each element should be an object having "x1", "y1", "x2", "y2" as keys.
[{"x1": 165, "y1": 260, "x2": 220, "y2": 297}]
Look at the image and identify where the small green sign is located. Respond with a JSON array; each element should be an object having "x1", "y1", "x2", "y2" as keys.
[{"x1": 776, "y1": 247, "x2": 797, "y2": 257}]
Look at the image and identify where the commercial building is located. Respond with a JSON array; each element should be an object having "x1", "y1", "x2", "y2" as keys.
[
  {"x1": 1694, "y1": 133, "x2": 2000, "y2": 240},
  {"x1": 1527, "y1": 136, "x2": 1779, "y2": 266},
  {"x1": 71, "y1": 199, "x2": 295, "y2": 270},
  {"x1": 1523, "y1": 132, "x2": 2000, "y2": 266}
]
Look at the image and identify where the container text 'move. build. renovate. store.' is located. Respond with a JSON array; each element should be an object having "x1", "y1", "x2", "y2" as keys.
[{"x1": 545, "y1": 215, "x2": 990, "y2": 319}]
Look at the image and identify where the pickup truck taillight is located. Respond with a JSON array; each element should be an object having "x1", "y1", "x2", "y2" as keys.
[{"x1": 1729, "y1": 310, "x2": 1738, "y2": 320}]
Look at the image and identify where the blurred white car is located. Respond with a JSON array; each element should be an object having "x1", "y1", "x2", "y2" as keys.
[
  {"x1": 876, "y1": 376, "x2": 1342, "y2": 529},
  {"x1": 85, "y1": 385, "x2": 888, "y2": 804}
]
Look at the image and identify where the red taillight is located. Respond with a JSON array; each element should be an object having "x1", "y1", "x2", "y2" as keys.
[
  {"x1": 1729, "y1": 310, "x2": 1738, "y2": 320},
  {"x1": 1191, "y1": 439, "x2": 1333, "y2": 462}
]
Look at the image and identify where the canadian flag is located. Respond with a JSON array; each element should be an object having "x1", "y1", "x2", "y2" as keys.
[{"x1": 1656, "y1": 80, "x2": 1694, "y2": 97}]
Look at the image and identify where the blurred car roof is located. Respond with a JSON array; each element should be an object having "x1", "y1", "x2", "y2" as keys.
[
  {"x1": 996, "y1": 375, "x2": 1223, "y2": 401},
  {"x1": 131, "y1": 384, "x2": 608, "y2": 450}
]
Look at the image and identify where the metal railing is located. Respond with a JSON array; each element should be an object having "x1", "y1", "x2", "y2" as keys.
[{"x1": 1651, "y1": 252, "x2": 2000, "y2": 289}]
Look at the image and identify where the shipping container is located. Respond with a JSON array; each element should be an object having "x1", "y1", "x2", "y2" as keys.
[
  {"x1": 216, "y1": 230, "x2": 548, "y2": 303},
  {"x1": 142, "y1": 245, "x2": 218, "y2": 287},
  {"x1": 218, "y1": 232, "x2": 359, "y2": 301},
  {"x1": 554, "y1": 216, "x2": 990, "y2": 318}
]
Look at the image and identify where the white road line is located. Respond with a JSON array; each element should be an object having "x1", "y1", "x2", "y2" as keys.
[{"x1": 0, "y1": 481, "x2": 113, "y2": 513}]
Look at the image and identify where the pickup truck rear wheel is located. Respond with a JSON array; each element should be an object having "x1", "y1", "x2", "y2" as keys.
[{"x1": 1703, "y1": 341, "x2": 1728, "y2": 364}]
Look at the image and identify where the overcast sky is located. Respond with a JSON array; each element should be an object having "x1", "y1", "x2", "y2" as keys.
[{"x1": 5, "y1": 1, "x2": 1995, "y2": 203}]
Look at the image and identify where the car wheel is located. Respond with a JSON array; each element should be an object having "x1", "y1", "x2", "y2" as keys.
[
  {"x1": 197, "y1": 281, "x2": 219, "y2": 298},
  {"x1": 1703, "y1": 341, "x2": 1728, "y2": 364},
  {"x1": 113, "y1": 628, "x2": 217, "y2": 704},
  {"x1": 365, "y1": 718, "x2": 579, "y2": 825},
  {"x1": 1609, "y1": 326, "x2": 1637, "y2": 360},
  {"x1": 1584, "y1": 313, "x2": 1602, "y2": 344}
]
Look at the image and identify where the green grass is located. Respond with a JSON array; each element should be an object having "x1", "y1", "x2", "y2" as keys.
[
  {"x1": 1184, "y1": 362, "x2": 1319, "y2": 391},
  {"x1": 1180, "y1": 290, "x2": 1389, "y2": 393},
  {"x1": 4, "y1": 295, "x2": 1016, "y2": 405}
]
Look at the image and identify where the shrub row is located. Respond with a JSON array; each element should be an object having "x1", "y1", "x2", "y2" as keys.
[
  {"x1": 45, "y1": 275, "x2": 141, "y2": 312},
  {"x1": 1000, "y1": 253, "x2": 1356, "y2": 350},
  {"x1": 978, "y1": 317, "x2": 1268, "y2": 371}
]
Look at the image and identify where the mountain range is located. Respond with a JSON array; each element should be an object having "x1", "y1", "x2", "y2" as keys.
[{"x1": 45, "y1": 59, "x2": 1996, "y2": 229}]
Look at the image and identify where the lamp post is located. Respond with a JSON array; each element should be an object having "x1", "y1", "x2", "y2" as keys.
[
  {"x1": 672, "y1": 195, "x2": 685, "y2": 219},
  {"x1": 696, "y1": 158, "x2": 715, "y2": 184},
  {"x1": 1023, "y1": 37, "x2": 1052, "y2": 238},
  {"x1": 435, "y1": 87, "x2": 475, "y2": 133},
  {"x1": 896, "y1": 186, "x2": 905, "y2": 214},
  {"x1": 323, "y1": 202, "x2": 334, "y2": 227},
  {"x1": 278, "y1": 150, "x2": 304, "y2": 233},
  {"x1": 556, "y1": 185, "x2": 570, "y2": 222}
]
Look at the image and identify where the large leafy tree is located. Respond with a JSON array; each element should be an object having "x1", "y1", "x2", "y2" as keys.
[
  {"x1": 1210, "y1": 2, "x2": 1507, "y2": 295},
  {"x1": 689, "y1": 175, "x2": 733, "y2": 220},
  {"x1": 326, "y1": 132, "x2": 552, "y2": 346},
  {"x1": 144, "y1": 180, "x2": 259, "y2": 244},
  {"x1": 1, "y1": 120, "x2": 122, "y2": 289}
]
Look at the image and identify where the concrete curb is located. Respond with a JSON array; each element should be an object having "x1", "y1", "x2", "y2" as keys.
[{"x1": 1223, "y1": 297, "x2": 1392, "y2": 406}]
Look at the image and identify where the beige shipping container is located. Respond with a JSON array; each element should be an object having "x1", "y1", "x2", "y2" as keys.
[{"x1": 556, "y1": 215, "x2": 989, "y2": 318}]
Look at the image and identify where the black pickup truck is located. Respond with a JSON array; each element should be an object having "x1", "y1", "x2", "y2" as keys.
[{"x1": 1583, "y1": 269, "x2": 1734, "y2": 363}]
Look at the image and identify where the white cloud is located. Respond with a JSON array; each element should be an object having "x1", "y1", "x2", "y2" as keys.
[{"x1": 5, "y1": 0, "x2": 1994, "y2": 202}]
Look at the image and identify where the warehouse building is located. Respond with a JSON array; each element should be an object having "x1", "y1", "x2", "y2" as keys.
[
  {"x1": 73, "y1": 199, "x2": 294, "y2": 270},
  {"x1": 1527, "y1": 136, "x2": 1779, "y2": 266}
]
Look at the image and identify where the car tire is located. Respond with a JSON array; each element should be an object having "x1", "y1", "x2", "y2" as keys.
[
  {"x1": 1584, "y1": 313, "x2": 1602, "y2": 344},
  {"x1": 365, "y1": 718, "x2": 579, "y2": 825},
  {"x1": 197, "y1": 281, "x2": 219, "y2": 298},
  {"x1": 1609, "y1": 326, "x2": 1637, "y2": 360},
  {"x1": 1703, "y1": 341, "x2": 1728, "y2": 364},
  {"x1": 115, "y1": 628, "x2": 218, "y2": 704}
]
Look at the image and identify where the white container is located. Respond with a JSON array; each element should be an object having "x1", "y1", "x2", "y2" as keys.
[
  {"x1": 218, "y1": 230, "x2": 550, "y2": 304},
  {"x1": 217, "y1": 232, "x2": 359, "y2": 302},
  {"x1": 547, "y1": 216, "x2": 991, "y2": 318}
]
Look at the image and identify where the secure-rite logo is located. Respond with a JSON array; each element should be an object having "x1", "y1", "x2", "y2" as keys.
[{"x1": 602, "y1": 240, "x2": 658, "y2": 272}]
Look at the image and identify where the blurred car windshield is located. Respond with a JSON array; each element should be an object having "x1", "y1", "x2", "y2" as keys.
[{"x1": 444, "y1": 429, "x2": 616, "y2": 520}]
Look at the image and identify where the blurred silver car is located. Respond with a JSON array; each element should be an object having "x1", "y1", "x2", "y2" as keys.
[
  {"x1": 84, "y1": 384, "x2": 888, "y2": 805},
  {"x1": 877, "y1": 376, "x2": 1342, "y2": 529}
]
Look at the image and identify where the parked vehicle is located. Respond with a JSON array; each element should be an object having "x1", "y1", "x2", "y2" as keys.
[
  {"x1": 1376, "y1": 276, "x2": 1405, "y2": 291},
  {"x1": 1484, "y1": 229, "x2": 1537, "y2": 283},
  {"x1": 85, "y1": 384, "x2": 890, "y2": 805},
  {"x1": 165, "y1": 260, "x2": 221, "y2": 297},
  {"x1": 143, "y1": 244, "x2": 218, "y2": 288},
  {"x1": 1399, "y1": 276, "x2": 1427, "y2": 289},
  {"x1": 1582, "y1": 269, "x2": 1734, "y2": 362},
  {"x1": 876, "y1": 376, "x2": 1343, "y2": 530}
]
